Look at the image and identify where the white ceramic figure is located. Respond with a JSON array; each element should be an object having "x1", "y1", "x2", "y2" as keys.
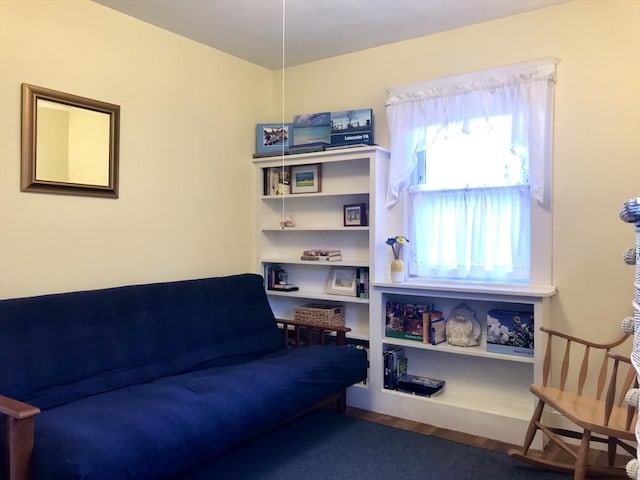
[{"x1": 445, "y1": 303, "x2": 482, "y2": 347}]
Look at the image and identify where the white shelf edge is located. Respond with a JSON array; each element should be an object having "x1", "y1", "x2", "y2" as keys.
[
  {"x1": 374, "y1": 281, "x2": 556, "y2": 298},
  {"x1": 261, "y1": 258, "x2": 369, "y2": 267},
  {"x1": 261, "y1": 191, "x2": 369, "y2": 200},
  {"x1": 266, "y1": 289, "x2": 370, "y2": 304},
  {"x1": 261, "y1": 226, "x2": 369, "y2": 232},
  {"x1": 252, "y1": 145, "x2": 389, "y2": 165},
  {"x1": 382, "y1": 337, "x2": 534, "y2": 364}
]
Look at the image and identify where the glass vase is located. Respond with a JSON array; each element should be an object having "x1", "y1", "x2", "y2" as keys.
[{"x1": 390, "y1": 258, "x2": 404, "y2": 283}]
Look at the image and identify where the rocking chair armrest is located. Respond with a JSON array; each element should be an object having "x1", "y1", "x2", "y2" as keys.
[
  {"x1": 540, "y1": 326, "x2": 629, "y2": 349},
  {"x1": 606, "y1": 352, "x2": 632, "y2": 364},
  {"x1": 0, "y1": 395, "x2": 40, "y2": 419}
]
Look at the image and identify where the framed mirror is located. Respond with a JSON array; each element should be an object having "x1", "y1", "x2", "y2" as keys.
[{"x1": 21, "y1": 83, "x2": 120, "y2": 198}]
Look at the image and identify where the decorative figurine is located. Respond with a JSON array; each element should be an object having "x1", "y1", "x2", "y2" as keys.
[{"x1": 445, "y1": 303, "x2": 482, "y2": 347}]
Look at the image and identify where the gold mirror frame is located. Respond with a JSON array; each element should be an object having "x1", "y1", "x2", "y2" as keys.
[{"x1": 21, "y1": 83, "x2": 120, "y2": 198}]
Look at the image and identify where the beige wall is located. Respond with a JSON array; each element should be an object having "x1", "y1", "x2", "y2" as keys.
[
  {"x1": 2, "y1": 0, "x2": 639, "y2": 341},
  {"x1": 0, "y1": 0, "x2": 271, "y2": 298},
  {"x1": 276, "y1": 0, "x2": 640, "y2": 339}
]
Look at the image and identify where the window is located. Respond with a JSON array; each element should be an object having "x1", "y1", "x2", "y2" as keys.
[{"x1": 385, "y1": 59, "x2": 557, "y2": 284}]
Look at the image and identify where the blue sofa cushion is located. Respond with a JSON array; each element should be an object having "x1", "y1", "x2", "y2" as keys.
[
  {"x1": 0, "y1": 274, "x2": 284, "y2": 409},
  {"x1": 31, "y1": 345, "x2": 368, "y2": 480}
]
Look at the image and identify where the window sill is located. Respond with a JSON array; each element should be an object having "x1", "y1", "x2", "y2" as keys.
[{"x1": 372, "y1": 279, "x2": 556, "y2": 298}]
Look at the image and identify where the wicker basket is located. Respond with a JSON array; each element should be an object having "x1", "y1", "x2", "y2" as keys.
[{"x1": 294, "y1": 303, "x2": 345, "y2": 327}]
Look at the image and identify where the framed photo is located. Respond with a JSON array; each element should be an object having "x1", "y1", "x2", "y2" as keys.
[
  {"x1": 255, "y1": 123, "x2": 292, "y2": 155},
  {"x1": 343, "y1": 203, "x2": 368, "y2": 226},
  {"x1": 325, "y1": 267, "x2": 358, "y2": 297},
  {"x1": 290, "y1": 164, "x2": 321, "y2": 194}
]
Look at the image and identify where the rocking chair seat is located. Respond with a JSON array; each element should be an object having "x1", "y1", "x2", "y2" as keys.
[
  {"x1": 531, "y1": 384, "x2": 637, "y2": 440},
  {"x1": 509, "y1": 327, "x2": 637, "y2": 480}
]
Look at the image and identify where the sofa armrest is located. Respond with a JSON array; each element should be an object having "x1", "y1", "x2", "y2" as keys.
[{"x1": 0, "y1": 395, "x2": 40, "y2": 480}]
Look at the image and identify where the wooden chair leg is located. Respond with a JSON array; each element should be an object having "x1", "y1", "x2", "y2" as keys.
[
  {"x1": 607, "y1": 436, "x2": 617, "y2": 467},
  {"x1": 574, "y1": 429, "x2": 591, "y2": 480},
  {"x1": 522, "y1": 398, "x2": 545, "y2": 454}
]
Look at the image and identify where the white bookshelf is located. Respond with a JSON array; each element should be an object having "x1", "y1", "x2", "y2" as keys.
[
  {"x1": 253, "y1": 146, "x2": 390, "y2": 344},
  {"x1": 253, "y1": 144, "x2": 556, "y2": 446}
]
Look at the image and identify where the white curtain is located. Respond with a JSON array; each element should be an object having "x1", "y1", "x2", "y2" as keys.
[
  {"x1": 408, "y1": 185, "x2": 531, "y2": 281},
  {"x1": 385, "y1": 58, "x2": 558, "y2": 207}
]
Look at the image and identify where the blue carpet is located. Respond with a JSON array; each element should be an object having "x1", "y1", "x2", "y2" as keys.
[{"x1": 180, "y1": 410, "x2": 570, "y2": 479}]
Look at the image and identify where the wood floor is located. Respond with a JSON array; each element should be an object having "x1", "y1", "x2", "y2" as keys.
[
  {"x1": 345, "y1": 407, "x2": 635, "y2": 471},
  {"x1": 345, "y1": 407, "x2": 518, "y2": 455}
]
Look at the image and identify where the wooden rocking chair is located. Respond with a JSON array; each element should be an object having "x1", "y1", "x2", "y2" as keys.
[{"x1": 508, "y1": 326, "x2": 637, "y2": 479}]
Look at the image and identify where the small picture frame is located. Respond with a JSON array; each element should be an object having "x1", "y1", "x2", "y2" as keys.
[
  {"x1": 255, "y1": 123, "x2": 292, "y2": 155},
  {"x1": 291, "y1": 164, "x2": 321, "y2": 194},
  {"x1": 343, "y1": 203, "x2": 368, "y2": 227},
  {"x1": 325, "y1": 267, "x2": 358, "y2": 297}
]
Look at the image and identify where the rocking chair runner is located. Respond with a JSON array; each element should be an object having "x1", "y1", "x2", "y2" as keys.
[{"x1": 508, "y1": 326, "x2": 637, "y2": 479}]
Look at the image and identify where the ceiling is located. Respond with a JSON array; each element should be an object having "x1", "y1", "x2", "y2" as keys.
[{"x1": 93, "y1": 0, "x2": 570, "y2": 70}]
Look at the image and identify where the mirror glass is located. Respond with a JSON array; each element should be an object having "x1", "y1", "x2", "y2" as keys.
[{"x1": 21, "y1": 84, "x2": 120, "y2": 198}]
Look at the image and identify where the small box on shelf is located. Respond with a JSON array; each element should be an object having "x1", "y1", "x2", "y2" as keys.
[{"x1": 486, "y1": 309, "x2": 534, "y2": 357}]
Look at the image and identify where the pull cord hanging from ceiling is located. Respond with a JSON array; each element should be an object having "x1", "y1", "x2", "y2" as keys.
[{"x1": 280, "y1": 0, "x2": 287, "y2": 228}]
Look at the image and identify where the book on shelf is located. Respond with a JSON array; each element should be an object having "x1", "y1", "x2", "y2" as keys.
[
  {"x1": 287, "y1": 142, "x2": 329, "y2": 154},
  {"x1": 324, "y1": 143, "x2": 375, "y2": 151},
  {"x1": 262, "y1": 167, "x2": 290, "y2": 196},
  {"x1": 300, "y1": 254, "x2": 343, "y2": 261},
  {"x1": 422, "y1": 310, "x2": 446, "y2": 345},
  {"x1": 357, "y1": 267, "x2": 369, "y2": 299},
  {"x1": 396, "y1": 374, "x2": 445, "y2": 397},
  {"x1": 383, "y1": 346, "x2": 406, "y2": 390},
  {"x1": 269, "y1": 284, "x2": 299, "y2": 292},
  {"x1": 385, "y1": 301, "x2": 434, "y2": 342}
]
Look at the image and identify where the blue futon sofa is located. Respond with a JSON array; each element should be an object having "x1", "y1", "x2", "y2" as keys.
[{"x1": 0, "y1": 273, "x2": 368, "y2": 480}]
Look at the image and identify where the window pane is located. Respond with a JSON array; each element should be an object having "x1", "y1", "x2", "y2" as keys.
[{"x1": 419, "y1": 115, "x2": 528, "y2": 191}]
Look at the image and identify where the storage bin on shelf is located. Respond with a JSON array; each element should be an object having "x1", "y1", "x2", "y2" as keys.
[{"x1": 294, "y1": 303, "x2": 345, "y2": 327}]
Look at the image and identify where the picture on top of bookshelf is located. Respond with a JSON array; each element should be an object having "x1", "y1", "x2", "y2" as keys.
[
  {"x1": 292, "y1": 112, "x2": 331, "y2": 147},
  {"x1": 255, "y1": 123, "x2": 292, "y2": 157},
  {"x1": 385, "y1": 301, "x2": 433, "y2": 342},
  {"x1": 330, "y1": 108, "x2": 373, "y2": 147},
  {"x1": 486, "y1": 309, "x2": 534, "y2": 357}
]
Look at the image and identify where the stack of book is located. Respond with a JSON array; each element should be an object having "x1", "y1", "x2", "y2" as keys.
[
  {"x1": 265, "y1": 265, "x2": 298, "y2": 292},
  {"x1": 300, "y1": 249, "x2": 342, "y2": 261},
  {"x1": 397, "y1": 374, "x2": 445, "y2": 397}
]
